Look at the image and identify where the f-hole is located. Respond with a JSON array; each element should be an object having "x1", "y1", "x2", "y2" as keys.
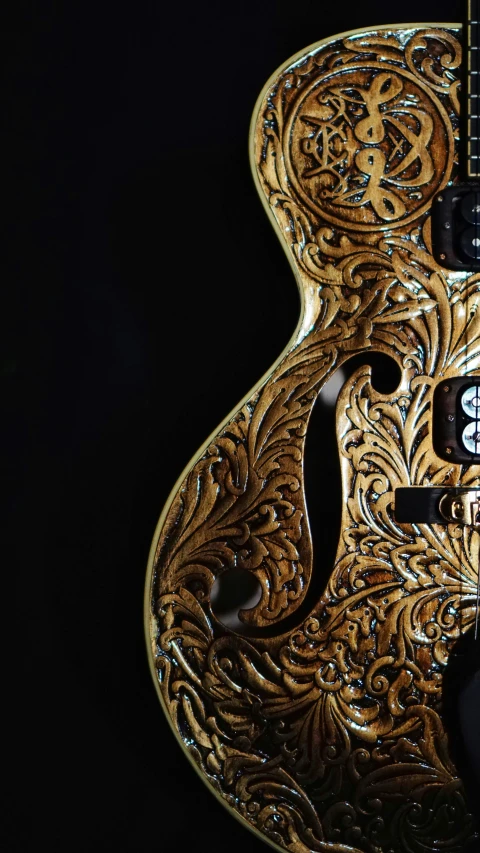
[
  {"x1": 210, "y1": 351, "x2": 401, "y2": 637},
  {"x1": 303, "y1": 351, "x2": 401, "y2": 603}
]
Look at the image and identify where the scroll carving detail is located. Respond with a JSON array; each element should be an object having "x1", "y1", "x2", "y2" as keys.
[{"x1": 147, "y1": 25, "x2": 478, "y2": 853}]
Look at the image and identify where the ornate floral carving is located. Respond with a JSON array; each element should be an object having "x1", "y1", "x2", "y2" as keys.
[{"x1": 147, "y1": 24, "x2": 478, "y2": 853}]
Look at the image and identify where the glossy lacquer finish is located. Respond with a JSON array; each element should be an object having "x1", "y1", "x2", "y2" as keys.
[{"x1": 146, "y1": 23, "x2": 479, "y2": 853}]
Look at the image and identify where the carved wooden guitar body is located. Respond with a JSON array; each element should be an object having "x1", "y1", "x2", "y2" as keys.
[{"x1": 145, "y1": 22, "x2": 479, "y2": 853}]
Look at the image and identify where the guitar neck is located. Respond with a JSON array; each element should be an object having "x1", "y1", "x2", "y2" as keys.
[{"x1": 467, "y1": 0, "x2": 480, "y2": 176}]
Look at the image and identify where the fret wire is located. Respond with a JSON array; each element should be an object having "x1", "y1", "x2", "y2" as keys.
[
  {"x1": 475, "y1": 0, "x2": 480, "y2": 405},
  {"x1": 469, "y1": 0, "x2": 479, "y2": 176}
]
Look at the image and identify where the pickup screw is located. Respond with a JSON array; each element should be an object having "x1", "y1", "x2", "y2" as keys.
[
  {"x1": 437, "y1": 196, "x2": 444, "y2": 202},
  {"x1": 445, "y1": 446, "x2": 453, "y2": 455},
  {"x1": 444, "y1": 222, "x2": 451, "y2": 229},
  {"x1": 440, "y1": 253, "x2": 446, "y2": 260},
  {"x1": 443, "y1": 385, "x2": 451, "y2": 392},
  {"x1": 447, "y1": 414, "x2": 455, "y2": 421}
]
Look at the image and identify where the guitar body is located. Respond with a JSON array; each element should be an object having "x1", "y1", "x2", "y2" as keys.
[{"x1": 146, "y1": 22, "x2": 479, "y2": 853}]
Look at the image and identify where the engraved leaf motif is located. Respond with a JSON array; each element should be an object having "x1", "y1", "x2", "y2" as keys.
[{"x1": 150, "y1": 24, "x2": 477, "y2": 853}]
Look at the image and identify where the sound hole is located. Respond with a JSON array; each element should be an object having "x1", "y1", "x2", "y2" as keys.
[
  {"x1": 210, "y1": 567, "x2": 262, "y2": 633},
  {"x1": 442, "y1": 628, "x2": 480, "y2": 819}
]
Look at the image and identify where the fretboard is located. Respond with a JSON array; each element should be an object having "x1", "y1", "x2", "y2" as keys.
[{"x1": 468, "y1": 0, "x2": 480, "y2": 176}]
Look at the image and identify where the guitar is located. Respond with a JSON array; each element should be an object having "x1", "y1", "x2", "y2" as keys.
[{"x1": 145, "y1": 3, "x2": 480, "y2": 851}]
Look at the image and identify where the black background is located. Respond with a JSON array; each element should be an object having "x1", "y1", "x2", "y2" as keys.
[{"x1": 6, "y1": 1, "x2": 478, "y2": 852}]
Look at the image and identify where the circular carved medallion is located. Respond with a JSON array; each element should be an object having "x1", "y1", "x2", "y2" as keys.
[{"x1": 284, "y1": 63, "x2": 453, "y2": 231}]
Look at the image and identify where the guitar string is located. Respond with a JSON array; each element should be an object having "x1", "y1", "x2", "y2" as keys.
[
  {"x1": 462, "y1": 0, "x2": 480, "y2": 639},
  {"x1": 465, "y1": 0, "x2": 480, "y2": 637},
  {"x1": 475, "y1": 0, "x2": 480, "y2": 639}
]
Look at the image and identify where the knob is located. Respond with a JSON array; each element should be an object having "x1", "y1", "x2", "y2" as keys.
[
  {"x1": 462, "y1": 421, "x2": 480, "y2": 454},
  {"x1": 459, "y1": 226, "x2": 480, "y2": 260},
  {"x1": 461, "y1": 385, "x2": 480, "y2": 418},
  {"x1": 460, "y1": 191, "x2": 480, "y2": 224}
]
